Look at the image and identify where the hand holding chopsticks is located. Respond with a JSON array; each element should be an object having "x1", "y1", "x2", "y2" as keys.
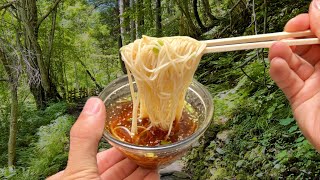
[{"x1": 202, "y1": 30, "x2": 320, "y2": 54}]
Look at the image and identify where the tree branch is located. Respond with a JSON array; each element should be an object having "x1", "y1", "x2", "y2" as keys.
[
  {"x1": 230, "y1": 0, "x2": 243, "y2": 13},
  {"x1": 0, "y1": 0, "x2": 16, "y2": 11},
  {"x1": 240, "y1": 66, "x2": 260, "y2": 85},
  {"x1": 193, "y1": 0, "x2": 206, "y2": 31},
  {"x1": 0, "y1": 78, "x2": 9, "y2": 82},
  {"x1": 77, "y1": 59, "x2": 102, "y2": 90},
  {"x1": 202, "y1": 0, "x2": 217, "y2": 23},
  {"x1": 37, "y1": 0, "x2": 62, "y2": 28}
]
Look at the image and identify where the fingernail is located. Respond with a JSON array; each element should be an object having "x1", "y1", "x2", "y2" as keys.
[
  {"x1": 314, "y1": 0, "x2": 320, "y2": 10},
  {"x1": 83, "y1": 98, "x2": 101, "y2": 115}
]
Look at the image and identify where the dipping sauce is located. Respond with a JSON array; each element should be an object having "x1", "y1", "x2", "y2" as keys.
[{"x1": 105, "y1": 98, "x2": 198, "y2": 146}]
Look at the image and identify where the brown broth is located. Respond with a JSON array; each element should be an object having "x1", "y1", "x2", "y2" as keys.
[{"x1": 105, "y1": 99, "x2": 198, "y2": 146}]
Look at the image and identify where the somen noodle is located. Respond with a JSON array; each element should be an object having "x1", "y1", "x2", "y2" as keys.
[{"x1": 120, "y1": 36, "x2": 206, "y2": 138}]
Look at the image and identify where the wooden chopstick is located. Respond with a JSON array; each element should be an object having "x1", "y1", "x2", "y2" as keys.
[
  {"x1": 203, "y1": 38, "x2": 320, "y2": 54},
  {"x1": 203, "y1": 30, "x2": 314, "y2": 46},
  {"x1": 203, "y1": 30, "x2": 320, "y2": 54}
]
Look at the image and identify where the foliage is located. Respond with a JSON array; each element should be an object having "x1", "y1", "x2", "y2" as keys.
[
  {"x1": 184, "y1": 1, "x2": 318, "y2": 178},
  {"x1": 0, "y1": 115, "x2": 74, "y2": 179},
  {"x1": 0, "y1": 101, "x2": 68, "y2": 167},
  {"x1": 23, "y1": 115, "x2": 73, "y2": 179},
  {"x1": 0, "y1": 0, "x2": 319, "y2": 179},
  {"x1": 186, "y1": 65, "x2": 320, "y2": 178}
]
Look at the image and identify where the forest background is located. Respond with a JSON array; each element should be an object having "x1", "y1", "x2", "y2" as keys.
[{"x1": 0, "y1": 0, "x2": 318, "y2": 179}]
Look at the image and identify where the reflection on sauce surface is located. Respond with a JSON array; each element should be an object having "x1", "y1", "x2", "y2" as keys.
[{"x1": 105, "y1": 99, "x2": 198, "y2": 146}]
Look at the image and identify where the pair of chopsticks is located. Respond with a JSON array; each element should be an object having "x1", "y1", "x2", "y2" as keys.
[{"x1": 202, "y1": 30, "x2": 320, "y2": 54}]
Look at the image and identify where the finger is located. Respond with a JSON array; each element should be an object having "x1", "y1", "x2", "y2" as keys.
[
  {"x1": 284, "y1": 13, "x2": 310, "y2": 32},
  {"x1": 269, "y1": 42, "x2": 314, "y2": 80},
  {"x1": 284, "y1": 14, "x2": 313, "y2": 55},
  {"x1": 124, "y1": 167, "x2": 158, "y2": 180},
  {"x1": 310, "y1": 0, "x2": 320, "y2": 38},
  {"x1": 269, "y1": 57, "x2": 304, "y2": 101},
  {"x1": 298, "y1": 45, "x2": 320, "y2": 65},
  {"x1": 46, "y1": 170, "x2": 64, "y2": 180},
  {"x1": 97, "y1": 148, "x2": 126, "y2": 174},
  {"x1": 64, "y1": 97, "x2": 106, "y2": 174},
  {"x1": 283, "y1": 11, "x2": 320, "y2": 63},
  {"x1": 100, "y1": 158, "x2": 138, "y2": 180},
  {"x1": 143, "y1": 171, "x2": 160, "y2": 180}
]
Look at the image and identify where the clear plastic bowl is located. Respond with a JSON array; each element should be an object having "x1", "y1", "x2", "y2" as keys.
[{"x1": 99, "y1": 75, "x2": 214, "y2": 169}]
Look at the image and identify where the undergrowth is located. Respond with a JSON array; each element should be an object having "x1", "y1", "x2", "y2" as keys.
[
  {"x1": 0, "y1": 115, "x2": 74, "y2": 179},
  {"x1": 0, "y1": 102, "x2": 75, "y2": 179},
  {"x1": 186, "y1": 54, "x2": 320, "y2": 179},
  {"x1": 185, "y1": 1, "x2": 317, "y2": 179},
  {"x1": 0, "y1": 102, "x2": 68, "y2": 166}
]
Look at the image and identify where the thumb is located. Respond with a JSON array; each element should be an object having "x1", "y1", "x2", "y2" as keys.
[
  {"x1": 63, "y1": 97, "x2": 106, "y2": 178},
  {"x1": 310, "y1": 0, "x2": 320, "y2": 38}
]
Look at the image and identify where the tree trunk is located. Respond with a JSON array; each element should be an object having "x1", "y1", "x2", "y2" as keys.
[
  {"x1": 130, "y1": 0, "x2": 135, "y2": 41},
  {"x1": 17, "y1": 0, "x2": 61, "y2": 108},
  {"x1": 16, "y1": 0, "x2": 45, "y2": 108},
  {"x1": 0, "y1": 47, "x2": 19, "y2": 166},
  {"x1": 144, "y1": 0, "x2": 153, "y2": 31},
  {"x1": 8, "y1": 82, "x2": 18, "y2": 166},
  {"x1": 135, "y1": 0, "x2": 143, "y2": 39},
  {"x1": 116, "y1": 0, "x2": 127, "y2": 74},
  {"x1": 63, "y1": 53, "x2": 69, "y2": 99},
  {"x1": 263, "y1": 0, "x2": 267, "y2": 33},
  {"x1": 119, "y1": 0, "x2": 126, "y2": 43},
  {"x1": 47, "y1": 6, "x2": 58, "y2": 79},
  {"x1": 166, "y1": 0, "x2": 173, "y2": 15},
  {"x1": 193, "y1": 0, "x2": 206, "y2": 32},
  {"x1": 175, "y1": 0, "x2": 201, "y2": 37},
  {"x1": 201, "y1": 0, "x2": 217, "y2": 23},
  {"x1": 74, "y1": 62, "x2": 79, "y2": 92},
  {"x1": 23, "y1": 0, "x2": 51, "y2": 92},
  {"x1": 155, "y1": 0, "x2": 162, "y2": 37},
  {"x1": 118, "y1": 35, "x2": 126, "y2": 74}
]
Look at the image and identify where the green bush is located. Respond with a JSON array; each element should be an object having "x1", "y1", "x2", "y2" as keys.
[
  {"x1": 0, "y1": 115, "x2": 74, "y2": 180},
  {"x1": 26, "y1": 115, "x2": 73, "y2": 179},
  {"x1": 185, "y1": 55, "x2": 320, "y2": 179},
  {"x1": 12, "y1": 102, "x2": 67, "y2": 166}
]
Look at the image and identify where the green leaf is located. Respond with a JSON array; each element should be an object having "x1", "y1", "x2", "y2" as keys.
[
  {"x1": 257, "y1": 172, "x2": 264, "y2": 178},
  {"x1": 288, "y1": 125, "x2": 298, "y2": 133},
  {"x1": 236, "y1": 160, "x2": 245, "y2": 167},
  {"x1": 295, "y1": 136, "x2": 305, "y2": 143},
  {"x1": 276, "y1": 150, "x2": 288, "y2": 160},
  {"x1": 279, "y1": 118, "x2": 294, "y2": 126},
  {"x1": 274, "y1": 164, "x2": 281, "y2": 169},
  {"x1": 267, "y1": 106, "x2": 275, "y2": 113}
]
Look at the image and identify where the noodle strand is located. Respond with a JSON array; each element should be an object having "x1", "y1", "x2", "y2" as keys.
[{"x1": 121, "y1": 36, "x2": 206, "y2": 136}]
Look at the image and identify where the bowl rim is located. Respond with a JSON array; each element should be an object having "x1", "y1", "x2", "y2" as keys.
[{"x1": 99, "y1": 75, "x2": 214, "y2": 151}]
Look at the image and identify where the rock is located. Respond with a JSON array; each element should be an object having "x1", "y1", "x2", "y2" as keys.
[
  {"x1": 160, "y1": 160, "x2": 190, "y2": 180},
  {"x1": 216, "y1": 130, "x2": 232, "y2": 143},
  {"x1": 160, "y1": 160, "x2": 185, "y2": 174},
  {"x1": 215, "y1": 147, "x2": 225, "y2": 155},
  {"x1": 161, "y1": 171, "x2": 190, "y2": 180},
  {"x1": 290, "y1": 167, "x2": 299, "y2": 173},
  {"x1": 217, "y1": 116, "x2": 229, "y2": 124},
  {"x1": 192, "y1": 140, "x2": 201, "y2": 147}
]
